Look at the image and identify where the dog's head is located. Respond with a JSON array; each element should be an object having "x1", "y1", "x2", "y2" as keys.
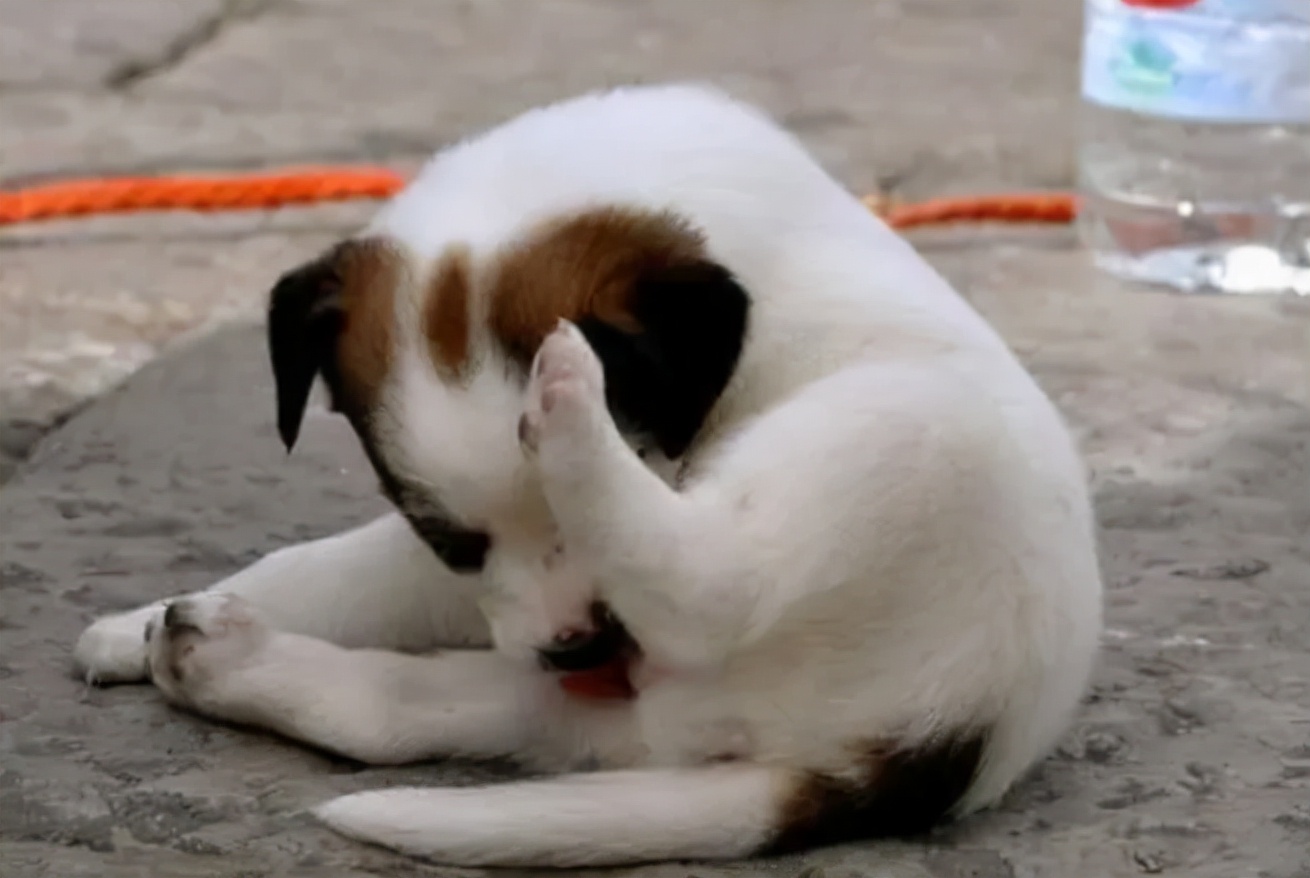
[{"x1": 265, "y1": 205, "x2": 749, "y2": 656}]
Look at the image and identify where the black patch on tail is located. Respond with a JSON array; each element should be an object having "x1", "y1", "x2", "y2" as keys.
[
  {"x1": 576, "y1": 260, "x2": 749, "y2": 460},
  {"x1": 764, "y1": 731, "x2": 989, "y2": 856}
]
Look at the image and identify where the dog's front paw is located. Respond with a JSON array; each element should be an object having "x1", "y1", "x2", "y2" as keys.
[
  {"x1": 146, "y1": 593, "x2": 270, "y2": 713},
  {"x1": 74, "y1": 605, "x2": 167, "y2": 685},
  {"x1": 518, "y1": 320, "x2": 608, "y2": 457}
]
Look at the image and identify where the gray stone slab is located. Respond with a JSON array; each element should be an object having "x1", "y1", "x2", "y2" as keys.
[
  {"x1": 0, "y1": 0, "x2": 236, "y2": 88},
  {"x1": 2, "y1": 240, "x2": 1309, "y2": 877},
  {"x1": 0, "y1": 89, "x2": 426, "y2": 186},
  {"x1": 2, "y1": 0, "x2": 1078, "y2": 194}
]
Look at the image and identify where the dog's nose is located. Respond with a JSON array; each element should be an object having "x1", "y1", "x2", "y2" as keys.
[
  {"x1": 535, "y1": 603, "x2": 630, "y2": 672},
  {"x1": 536, "y1": 627, "x2": 618, "y2": 672}
]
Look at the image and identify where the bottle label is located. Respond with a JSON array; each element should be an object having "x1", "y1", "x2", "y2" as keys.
[{"x1": 1082, "y1": 0, "x2": 1310, "y2": 123}]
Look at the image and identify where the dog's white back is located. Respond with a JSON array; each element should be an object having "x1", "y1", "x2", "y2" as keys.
[{"x1": 73, "y1": 83, "x2": 1103, "y2": 867}]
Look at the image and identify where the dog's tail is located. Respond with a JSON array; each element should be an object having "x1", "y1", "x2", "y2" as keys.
[
  {"x1": 315, "y1": 765, "x2": 786, "y2": 866},
  {"x1": 313, "y1": 738, "x2": 984, "y2": 867}
]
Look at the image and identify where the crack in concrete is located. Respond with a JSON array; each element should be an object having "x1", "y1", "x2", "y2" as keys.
[{"x1": 103, "y1": 0, "x2": 279, "y2": 91}]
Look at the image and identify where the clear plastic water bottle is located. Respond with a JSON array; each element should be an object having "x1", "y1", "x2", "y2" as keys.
[{"x1": 1077, "y1": 0, "x2": 1310, "y2": 295}]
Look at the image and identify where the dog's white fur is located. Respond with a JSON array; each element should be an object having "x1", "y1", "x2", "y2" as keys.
[{"x1": 73, "y1": 84, "x2": 1103, "y2": 867}]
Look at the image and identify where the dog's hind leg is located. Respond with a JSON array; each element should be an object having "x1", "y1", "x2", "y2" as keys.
[
  {"x1": 313, "y1": 763, "x2": 798, "y2": 867},
  {"x1": 74, "y1": 512, "x2": 490, "y2": 685},
  {"x1": 520, "y1": 321, "x2": 1096, "y2": 678}
]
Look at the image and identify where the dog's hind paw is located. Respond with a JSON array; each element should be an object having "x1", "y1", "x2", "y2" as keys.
[{"x1": 519, "y1": 319, "x2": 608, "y2": 457}]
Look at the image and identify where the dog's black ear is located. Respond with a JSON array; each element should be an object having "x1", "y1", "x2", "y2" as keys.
[
  {"x1": 266, "y1": 248, "x2": 346, "y2": 452},
  {"x1": 577, "y1": 259, "x2": 750, "y2": 459}
]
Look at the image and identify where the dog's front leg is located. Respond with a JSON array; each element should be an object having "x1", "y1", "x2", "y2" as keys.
[
  {"x1": 141, "y1": 592, "x2": 582, "y2": 766},
  {"x1": 74, "y1": 512, "x2": 490, "y2": 685},
  {"x1": 519, "y1": 322, "x2": 757, "y2": 672}
]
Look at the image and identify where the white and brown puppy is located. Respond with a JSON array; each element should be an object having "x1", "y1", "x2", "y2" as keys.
[{"x1": 73, "y1": 84, "x2": 1103, "y2": 867}]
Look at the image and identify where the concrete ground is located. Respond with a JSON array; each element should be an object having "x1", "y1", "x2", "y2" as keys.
[{"x1": 2, "y1": 2, "x2": 1309, "y2": 876}]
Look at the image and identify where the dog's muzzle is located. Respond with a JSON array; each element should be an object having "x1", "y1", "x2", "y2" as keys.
[{"x1": 535, "y1": 602, "x2": 633, "y2": 672}]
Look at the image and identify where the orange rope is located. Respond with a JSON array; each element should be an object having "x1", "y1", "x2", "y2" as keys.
[
  {"x1": 0, "y1": 168, "x2": 407, "y2": 225},
  {"x1": 866, "y1": 192, "x2": 1076, "y2": 230},
  {"x1": 0, "y1": 166, "x2": 1076, "y2": 230}
]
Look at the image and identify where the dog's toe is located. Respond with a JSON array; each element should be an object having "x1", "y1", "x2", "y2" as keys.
[
  {"x1": 147, "y1": 594, "x2": 267, "y2": 702},
  {"x1": 521, "y1": 321, "x2": 608, "y2": 458},
  {"x1": 161, "y1": 594, "x2": 256, "y2": 639}
]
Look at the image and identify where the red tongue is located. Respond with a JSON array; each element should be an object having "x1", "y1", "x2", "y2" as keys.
[{"x1": 559, "y1": 656, "x2": 635, "y2": 699}]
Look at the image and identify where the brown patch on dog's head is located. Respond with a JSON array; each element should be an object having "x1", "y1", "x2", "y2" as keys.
[
  {"x1": 485, "y1": 206, "x2": 752, "y2": 458},
  {"x1": 266, "y1": 237, "x2": 401, "y2": 450},
  {"x1": 766, "y1": 731, "x2": 988, "y2": 856},
  {"x1": 423, "y1": 245, "x2": 473, "y2": 378},
  {"x1": 486, "y1": 207, "x2": 706, "y2": 365},
  {"x1": 333, "y1": 240, "x2": 400, "y2": 412}
]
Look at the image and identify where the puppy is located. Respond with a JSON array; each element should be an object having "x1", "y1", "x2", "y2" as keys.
[{"x1": 73, "y1": 83, "x2": 1103, "y2": 867}]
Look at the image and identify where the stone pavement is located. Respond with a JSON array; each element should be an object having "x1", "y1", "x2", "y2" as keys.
[{"x1": 1, "y1": 2, "x2": 1309, "y2": 877}]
